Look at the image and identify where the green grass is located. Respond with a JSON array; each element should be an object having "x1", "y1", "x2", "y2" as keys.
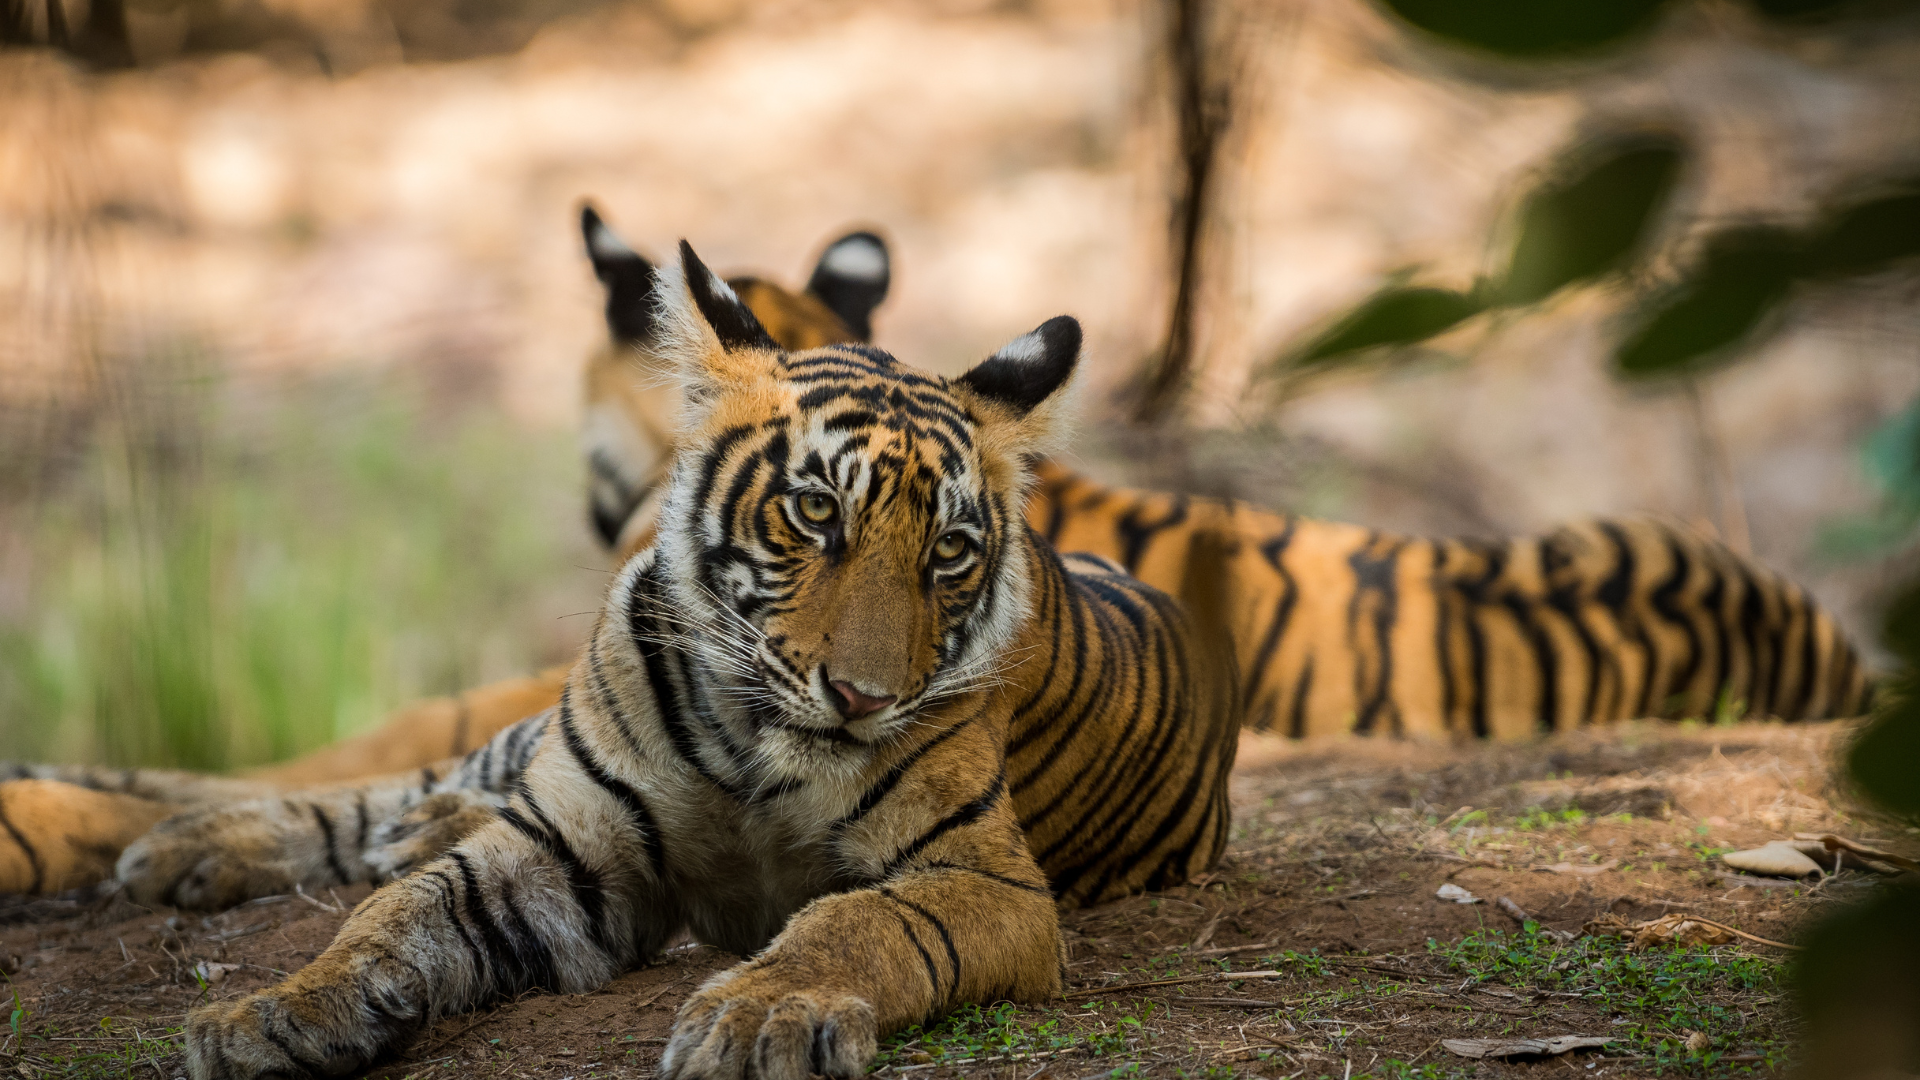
[
  {"x1": 1429, "y1": 927, "x2": 1789, "y2": 1074},
  {"x1": 0, "y1": 361, "x2": 602, "y2": 771}
]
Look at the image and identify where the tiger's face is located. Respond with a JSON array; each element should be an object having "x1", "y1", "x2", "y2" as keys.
[
  {"x1": 649, "y1": 241, "x2": 1079, "y2": 763},
  {"x1": 579, "y1": 205, "x2": 890, "y2": 557}
]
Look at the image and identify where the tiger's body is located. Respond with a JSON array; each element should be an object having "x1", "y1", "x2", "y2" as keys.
[
  {"x1": 180, "y1": 243, "x2": 1241, "y2": 1080},
  {"x1": 1034, "y1": 465, "x2": 1870, "y2": 738}
]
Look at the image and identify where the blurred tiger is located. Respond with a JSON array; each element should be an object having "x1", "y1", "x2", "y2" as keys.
[
  {"x1": 180, "y1": 241, "x2": 1241, "y2": 1080},
  {"x1": 0, "y1": 209, "x2": 891, "y2": 897}
]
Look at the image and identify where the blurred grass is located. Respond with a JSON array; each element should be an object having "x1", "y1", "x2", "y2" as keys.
[{"x1": 0, "y1": 355, "x2": 601, "y2": 772}]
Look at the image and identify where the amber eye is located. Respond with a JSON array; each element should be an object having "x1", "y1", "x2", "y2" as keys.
[
  {"x1": 798, "y1": 492, "x2": 838, "y2": 524},
  {"x1": 932, "y1": 532, "x2": 971, "y2": 562}
]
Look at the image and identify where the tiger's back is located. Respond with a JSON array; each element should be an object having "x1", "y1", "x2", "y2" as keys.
[{"x1": 1035, "y1": 463, "x2": 1871, "y2": 738}]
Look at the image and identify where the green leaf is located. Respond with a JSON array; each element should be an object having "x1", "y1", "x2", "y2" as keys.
[
  {"x1": 1806, "y1": 187, "x2": 1920, "y2": 278},
  {"x1": 1373, "y1": 0, "x2": 1673, "y2": 58},
  {"x1": 1294, "y1": 287, "x2": 1485, "y2": 368},
  {"x1": 1614, "y1": 227, "x2": 1804, "y2": 376},
  {"x1": 1493, "y1": 137, "x2": 1685, "y2": 306}
]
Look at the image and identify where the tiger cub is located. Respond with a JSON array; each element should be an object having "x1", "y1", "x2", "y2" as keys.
[{"x1": 182, "y1": 241, "x2": 1241, "y2": 1079}]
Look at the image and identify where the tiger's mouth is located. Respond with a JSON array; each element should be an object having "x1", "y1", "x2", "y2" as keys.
[{"x1": 741, "y1": 649, "x2": 933, "y2": 747}]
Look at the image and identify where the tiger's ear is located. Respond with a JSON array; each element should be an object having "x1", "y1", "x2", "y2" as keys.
[
  {"x1": 805, "y1": 231, "x2": 889, "y2": 342},
  {"x1": 580, "y1": 203, "x2": 658, "y2": 344},
  {"x1": 955, "y1": 316, "x2": 1081, "y2": 450},
  {"x1": 654, "y1": 240, "x2": 784, "y2": 411}
]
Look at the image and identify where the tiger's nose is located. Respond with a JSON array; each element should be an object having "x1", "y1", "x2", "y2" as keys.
[{"x1": 829, "y1": 679, "x2": 897, "y2": 720}]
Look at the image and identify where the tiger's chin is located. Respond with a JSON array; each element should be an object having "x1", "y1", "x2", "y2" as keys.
[{"x1": 757, "y1": 726, "x2": 874, "y2": 784}]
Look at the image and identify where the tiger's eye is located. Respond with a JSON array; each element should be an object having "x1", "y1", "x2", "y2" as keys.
[
  {"x1": 933, "y1": 532, "x2": 969, "y2": 561},
  {"x1": 799, "y1": 493, "x2": 837, "y2": 524}
]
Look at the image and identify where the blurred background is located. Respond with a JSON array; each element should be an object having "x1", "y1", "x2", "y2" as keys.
[{"x1": 4, "y1": 0, "x2": 1920, "y2": 771}]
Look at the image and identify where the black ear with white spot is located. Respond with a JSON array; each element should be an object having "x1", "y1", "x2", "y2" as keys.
[
  {"x1": 679, "y1": 240, "x2": 780, "y2": 352},
  {"x1": 806, "y1": 230, "x2": 890, "y2": 341},
  {"x1": 957, "y1": 316, "x2": 1081, "y2": 416},
  {"x1": 581, "y1": 203, "x2": 656, "y2": 343}
]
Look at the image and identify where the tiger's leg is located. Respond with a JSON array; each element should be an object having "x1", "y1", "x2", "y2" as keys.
[
  {"x1": 0, "y1": 780, "x2": 175, "y2": 895},
  {"x1": 662, "y1": 758, "x2": 1062, "y2": 1080},
  {"x1": 118, "y1": 713, "x2": 550, "y2": 909},
  {"x1": 183, "y1": 714, "x2": 672, "y2": 1078},
  {"x1": 0, "y1": 762, "x2": 277, "y2": 806}
]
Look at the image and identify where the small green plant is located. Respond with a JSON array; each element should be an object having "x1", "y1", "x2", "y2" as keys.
[
  {"x1": 5, "y1": 973, "x2": 25, "y2": 1040},
  {"x1": 1514, "y1": 805, "x2": 1586, "y2": 831},
  {"x1": 1428, "y1": 927, "x2": 1787, "y2": 1074}
]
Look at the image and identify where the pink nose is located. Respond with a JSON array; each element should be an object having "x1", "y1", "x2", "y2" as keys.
[{"x1": 830, "y1": 680, "x2": 897, "y2": 720}]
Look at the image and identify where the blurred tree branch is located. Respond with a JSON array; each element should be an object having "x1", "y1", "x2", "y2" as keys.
[{"x1": 1132, "y1": 0, "x2": 1232, "y2": 426}]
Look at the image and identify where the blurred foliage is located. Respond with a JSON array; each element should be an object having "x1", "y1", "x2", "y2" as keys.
[
  {"x1": 1619, "y1": 186, "x2": 1920, "y2": 376},
  {"x1": 1614, "y1": 227, "x2": 1802, "y2": 376},
  {"x1": 0, "y1": 362, "x2": 592, "y2": 772},
  {"x1": 1296, "y1": 286, "x2": 1483, "y2": 367},
  {"x1": 1277, "y1": 141, "x2": 1920, "y2": 379},
  {"x1": 1375, "y1": 0, "x2": 1900, "y2": 58},
  {"x1": 1375, "y1": 0, "x2": 1674, "y2": 58},
  {"x1": 1492, "y1": 139, "x2": 1683, "y2": 307},
  {"x1": 1817, "y1": 400, "x2": 1920, "y2": 559},
  {"x1": 1282, "y1": 135, "x2": 1684, "y2": 369}
]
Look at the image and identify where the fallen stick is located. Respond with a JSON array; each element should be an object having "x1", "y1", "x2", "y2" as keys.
[{"x1": 1064, "y1": 970, "x2": 1283, "y2": 998}]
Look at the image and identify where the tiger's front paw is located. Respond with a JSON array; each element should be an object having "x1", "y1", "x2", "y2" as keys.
[
  {"x1": 364, "y1": 791, "x2": 500, "y2": 881},
  {"x1": 117, "y1": 804, "x2": 305, "y2": 910},
  {"x1": 660, "y1": 975, "x2": 877, "y2": 1080},
  {"x1": 186, "y1": 991, "x2": 355, "y2": 1080},
  {"x1": 185, "y1": 950, "x2": 428, "y2": 1079}
]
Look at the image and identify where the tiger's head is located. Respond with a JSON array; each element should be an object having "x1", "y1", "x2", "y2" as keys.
[
  {"x1": 644, "y1": 240, "x2": 1080, "y2": 760},
  {"x1": 581, "y1": 205, "x2": 889, "y2": 556}
]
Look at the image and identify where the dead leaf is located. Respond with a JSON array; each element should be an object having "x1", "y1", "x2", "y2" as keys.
[
  {"x1": 1442, "y1": 1035, "x2": 1613, "y2": 1060},
  {"x1": 1721, "y1": 842, "x2": 1820, "y2": 877},
  {"x1": 192, "y1": 961, "x2": 241, "y2": 986},
  {"x1": 1533, "y1": 860, "x2": 1618, "y2": 876},
  {"x1": 1435, "y1": 883, "x2": 1480, "y2": 904},
  {"x1": 1585, "y1": 912, "x2": 1731, "y2": 948},
  {"x1": 1583, "y1": 912, "x2": 1798, "y2": 950}
]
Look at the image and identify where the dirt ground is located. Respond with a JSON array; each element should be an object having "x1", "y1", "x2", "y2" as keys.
[{"x1": 1, "y1": 720, "x2": 1909, "y2": 1080}]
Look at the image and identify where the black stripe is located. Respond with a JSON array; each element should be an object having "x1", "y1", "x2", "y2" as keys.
[
  {"x1": 420, "y1": 868, "x2": 488, "y2": 978},
  {"x1": 310, "y1": 804, "x2": 352, "y2": 885},
  {"x1": 447, "y1": 850, "x2": 518, "y2": 991},
  {"x1": 913, "y1": 859, "x2": 1050, "y2": 894},
  {"x1": 881, "y1": 887, "x2": 961, "y2": 1003},
  {"x1": 555, "y1": 692, "x2": 669, "y2": 882},
  {"x1": 833, "y1": 719, "x2": 973, "y2": 832},
  {"x1": 884, "y1": 902, "x2": 944, "y2": 1001},
  {"x1": 883, "y1": 767, "x2": 1006, "y2": 877},
  {"x1": 0, "y1": 796, "x2": 43, "y2": 894},
  {"x1": 495, "y1": 877, "x2": 561, "y2": 992},
  {"x1": 499, "y1": 793, "x2": 617, "y2": 958}
]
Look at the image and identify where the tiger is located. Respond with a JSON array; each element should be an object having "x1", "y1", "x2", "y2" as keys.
[
  {"x1": 0, "y1": 208, "x2": 892, "y2": 898},
  {"x1": 179, "y1": 240, "x2": 1242, "y2": 1080}
]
